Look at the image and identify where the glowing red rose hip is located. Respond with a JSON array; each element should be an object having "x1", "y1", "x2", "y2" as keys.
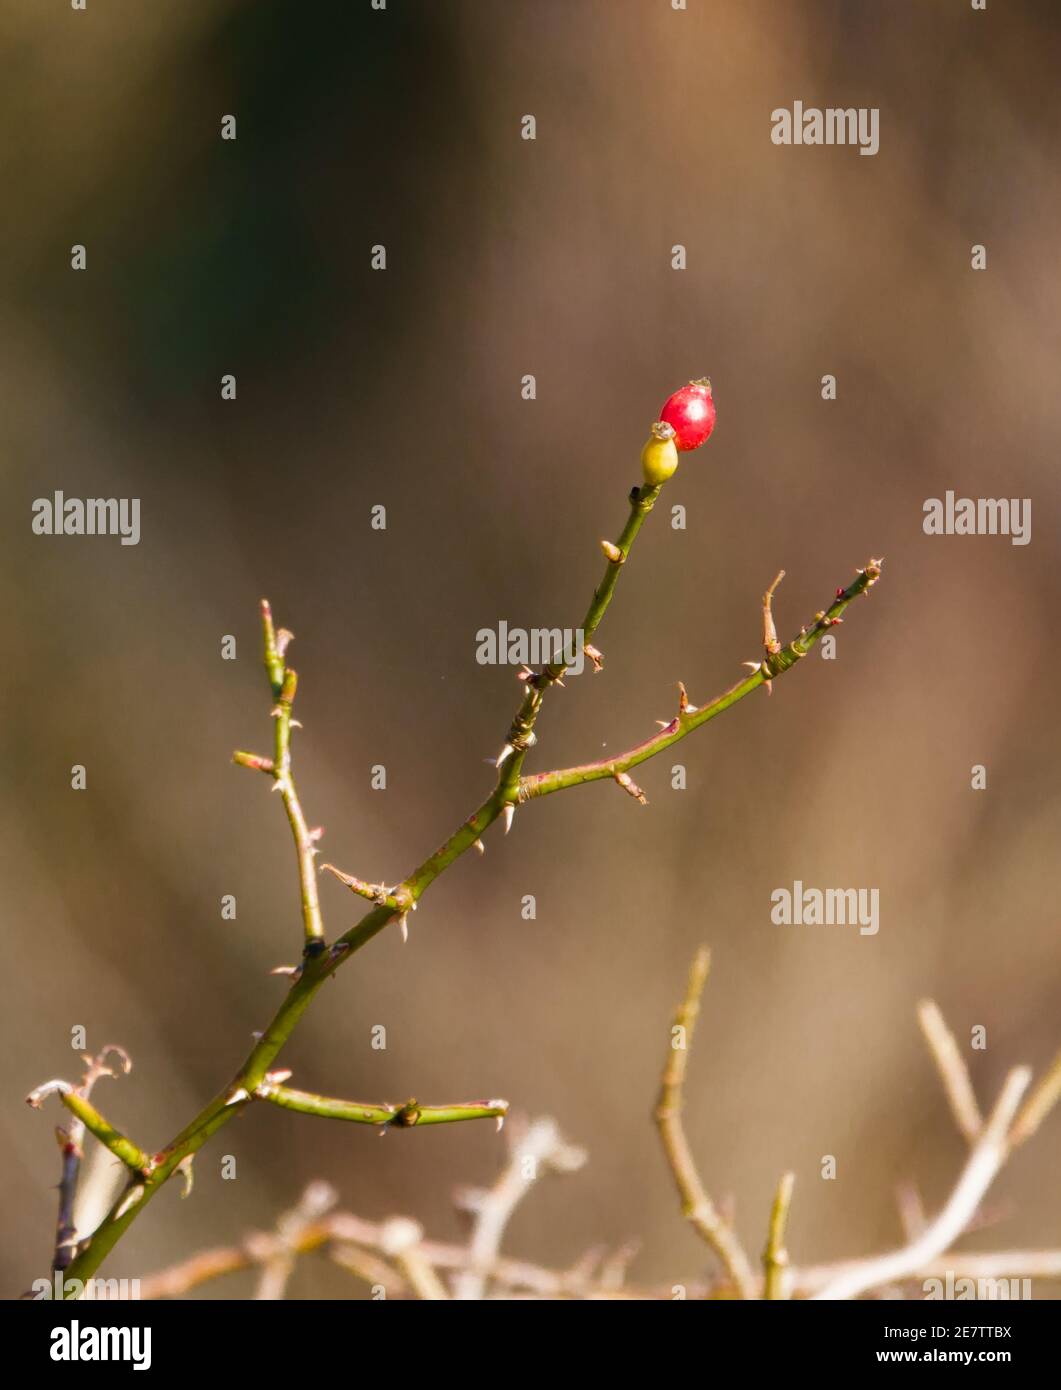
[{"x1": 659, "y1": 378, "x2": 716, "y2": 451}]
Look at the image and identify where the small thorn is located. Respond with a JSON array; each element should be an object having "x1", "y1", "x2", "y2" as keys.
[
  {"x1": 655, "y1": 720, "x2": 670, "y2": 729},
  {"x1": 614, "y1": 771, "x2": 648, "y2": 805},
  {"x1": 503, "y1": 803, "x2": 515, "y2": 834},
  {"x1": 762, "y1": 570, "x2": 785, "y2": 654},
  {"x1": 600, "y1": 539, "x2": 624, "y2": 564},
  {"x1": 473, "y1": 838, "x2": 485, "y2": 855},
  {"x1": 494, "y1": 743, "x2": 514, "y2": 768},
  {"x1": 289, "y1": 719, "x2": 303, "y2": 730},
  {"x1": 225, "y1": 1087, "x2": 250, "y2": 1107},
  {"x1": 176, "y1": 1155, "x2": 195, "y2": 1199},
  {"x1": 114, "y1": 1185, "x2": 146, "y2": 1220},
  {"x1": 264, "y1": 1069, "x2": 293, "y2": 1085},
  {"x1": 270, "y1": 964, "x2": 300, "y2": 977},
  {"x1": 398, "y1": 913, "x2": 409, "y2": 944},
  {"x1": 496, "y1": 1114, "x2": 505, "y2": 1133}
]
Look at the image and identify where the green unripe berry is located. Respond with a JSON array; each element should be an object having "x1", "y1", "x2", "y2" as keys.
[{"x1": 640, "y1": 421, "x2": 679, "y2": 486}]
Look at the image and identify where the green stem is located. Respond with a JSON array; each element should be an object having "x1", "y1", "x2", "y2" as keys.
[
  {"x1": 61, "y1": 1093, "x2": 152, "y2": 1173},
  {"x1": 496, "y1": 482, "x2": 661, "y2": 800},
  {"x1": 253, "y1": 601, "x2": 325, "y2": 950},
  {"x1": 258, "y1": 1083, "x2": 507, "y2": 1128},
  {"x1": 319, "y1": 863, "x2": 406, "y2": 912}
]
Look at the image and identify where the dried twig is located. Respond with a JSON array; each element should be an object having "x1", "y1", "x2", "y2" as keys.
[
  {"x1": 380, "y1": 1218, "x2": 450, "y2": 1301},
  {"x1": 452, "y1": 1117, "x2": 586, "y2": 1299},
  {"x1": 794, "y1": 998, "x2": 1061, "y2": 1300},
  {"x1": 25, "y1": 1047, "x2": 134, "y2": 1273},
  {"x1": 1010, "y1": 1046, "x2": 1061, "y2": 1148},
  {"x1": 917, "y1": 1000, "x2": 983, "y2": 1143},
  {"x1": 654, "y1": 948, "x2": 758, "y2": 1299},
  {"x1": 762, "y1": 1172, "x2": 795, "y2": 1300},
  {"x1": 250, "y1": 1181, "x2": 337, "y2": 1301},
  {"x1": 809, "y1": 1069, "x2": 1031, "y2": 1300}
]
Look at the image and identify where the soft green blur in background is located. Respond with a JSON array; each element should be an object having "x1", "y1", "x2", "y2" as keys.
[{"x1": 2, "y1": 0, "x2": 1060, "y2": 1297}]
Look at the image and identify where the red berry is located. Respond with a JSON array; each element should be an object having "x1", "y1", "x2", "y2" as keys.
[{"x1": 659, "y1": 378, "x2": 717, "y2": 451}]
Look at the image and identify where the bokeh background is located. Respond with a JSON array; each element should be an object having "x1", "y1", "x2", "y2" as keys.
[{"x1": 2, "y1": 0, "x2": 1059, "y2": 1297}]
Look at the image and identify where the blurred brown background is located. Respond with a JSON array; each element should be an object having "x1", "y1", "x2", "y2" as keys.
[{"x1": 2, "y1": 0, "x2": 1059, "y2": 1297}]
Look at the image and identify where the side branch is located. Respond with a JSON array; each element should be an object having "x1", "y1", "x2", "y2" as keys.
[
  {"x1": 236, "y1": 601, "x2": 325, "y2": 954},
  {"x1": 520, "y1": 558, "x2": 883, "y2": 802},
  {"x1": 27, "y1": 1081, "x2": 151, "y2": 1175},
  {"x1": 917, "y1": 1000, "x2": 983, "y2": 1143},
  {"x1": 256, "y1": 1079, "x2": 508, "y2": 1130}
]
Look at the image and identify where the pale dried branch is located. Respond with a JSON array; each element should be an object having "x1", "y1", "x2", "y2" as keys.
[
  {"x1": 654, "y1": 948, "x2": 758, "y2": 1299},
  {"x1": 451, "y1": 1117, "x2": 586, "y2": 1300},
  {"x1": 763, "y1": 1172, "x2": 795, "y2": 1300},
  {"x1": 808, "y1": 1068, "x2": 1031, "y2": 1300},
  {"x1": 917, "y1": 1000, "x2": 983, "y2": 1143}
]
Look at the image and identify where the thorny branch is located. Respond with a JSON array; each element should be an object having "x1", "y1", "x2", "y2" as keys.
[
  {"x1": 519, "y1": 560, "x2": 882, "y2": 803},
  {"x1": 31, "y1": 457, "x2": 884, "y2": 1292},
  {"x1": 237, "y1": 600, "x2": 325, "y2": 955}
]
